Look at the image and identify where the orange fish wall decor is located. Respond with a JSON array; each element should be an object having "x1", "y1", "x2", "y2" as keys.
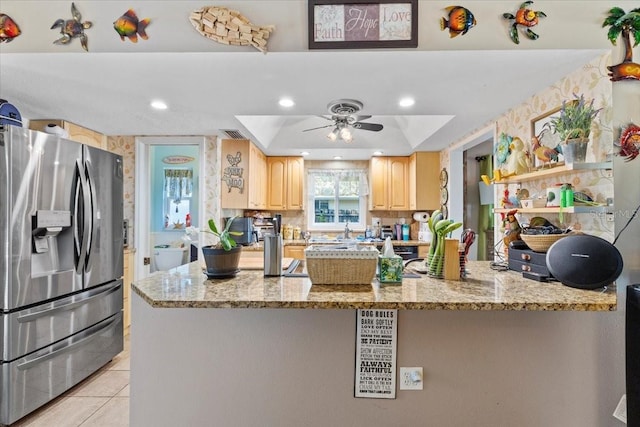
[
  {"x1": 0, "y1": 13, "x2": 21, "y2": 43},
  {"x1": 114, "y1": 9, "x2": 151, "y2": 43},
  {"x1": 440, "y1": 6, "x2": 476, "y2": 38}
]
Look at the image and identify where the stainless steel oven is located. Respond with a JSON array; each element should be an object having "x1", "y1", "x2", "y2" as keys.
[{"x1": 393, "y1": 245, "x2": 419, "y2": 260}]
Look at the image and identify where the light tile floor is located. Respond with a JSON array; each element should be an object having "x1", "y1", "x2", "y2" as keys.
[{"x1": 12, "y1": 334, "x2": 131, "y2": 427}]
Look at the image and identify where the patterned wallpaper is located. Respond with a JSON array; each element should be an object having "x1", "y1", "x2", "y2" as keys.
[
  {"x1": 107, "y1": 136, "x2": 136, "y2": 223},
  {"x1": 443, "y1": 52, "x2": 614, "y2": 250}
]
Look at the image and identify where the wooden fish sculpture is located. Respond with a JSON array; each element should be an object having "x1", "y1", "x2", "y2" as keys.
[
  {"x1": 0, "y1": 14, "x2": 21, "y2": 43},
  {"x1": 189, "y1": 6, "x2": 275, "y2": 53}
]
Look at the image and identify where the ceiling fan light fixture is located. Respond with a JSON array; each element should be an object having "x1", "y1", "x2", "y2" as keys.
[
  {"x1": 327, "y1": 128, "x2": 339, "y2": 141},
  {"x1": 340, "y1": 127, "x2": 352, "y2": 141}
]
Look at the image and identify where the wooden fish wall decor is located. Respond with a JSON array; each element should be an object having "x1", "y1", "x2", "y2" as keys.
[
  {"x1": 602, "y1": 7, "x2": 640, "y2": 81},
  {"x1": 189, "y1": 6, "x2": 275, "y2": 53},
  {"x1": 440, "y1": 6, "x2": 476, "y2": 38},
  {"x1": 114, "y1": 9, "x2": 151, "y2": 43},
  {"x1": 0, "y1": 13, "x2": 21, "y2": 43},
  {"x1": 502, "y1": 1, "x2": 546, "y2": 44},
  {"x1": 51, "y1": 2, "x2": 92, "y2": 51}
]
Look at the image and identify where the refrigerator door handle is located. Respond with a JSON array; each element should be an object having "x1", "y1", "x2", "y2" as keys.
[
  {"x1": 83, "y1": 159, "x2": 97, "y2": 266},
  {"x1": 16, "y1": 315, "x2": 120, "y2": 371},
  {"x1": 16, "y1": 282, "x2": 121, "y2": 323},
  {"x1": 73, "y1": 160, "x2": 89, "y2": 272}
]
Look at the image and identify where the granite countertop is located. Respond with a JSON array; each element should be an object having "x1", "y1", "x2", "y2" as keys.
[
  {"x1": 242, "y1": 240, "x2": 429, "y2": 251},
  {"x1": 131, "y1": 261, "x2": 616, "y2": 311}
]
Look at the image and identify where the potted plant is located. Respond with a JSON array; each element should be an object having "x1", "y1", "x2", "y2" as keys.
[
  {"x1": 547, "y1": 93, "x2": 601, "y2": 163},
  {"x1": 187, "y1": 216, "x2": 243, "y2": 278}
]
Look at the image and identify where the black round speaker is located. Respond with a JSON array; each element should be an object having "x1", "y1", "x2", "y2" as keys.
[{"x1": 546, "y1": 234, "x2": 623, "y2": 290}]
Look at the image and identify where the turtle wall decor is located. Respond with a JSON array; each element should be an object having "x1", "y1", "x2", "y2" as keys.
[
  {"x1": 502, "y1": 1, "x2": 546, "y2": 44},
  {"x1": 51, "y1": 2, "x2": 92, "y2": 51}
]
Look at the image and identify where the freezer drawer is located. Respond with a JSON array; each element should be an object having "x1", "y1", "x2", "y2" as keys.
[
  {"x1": 0, "y1": 312, "x2": 123, "y2": 426},
  {"x1": 3, "y1": 281, "x2": 122, "y2": 362}
]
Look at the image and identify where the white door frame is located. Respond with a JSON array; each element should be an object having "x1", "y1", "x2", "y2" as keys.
[{"x1": 133, "y1": 136, "x2": 206, "y2": 281}]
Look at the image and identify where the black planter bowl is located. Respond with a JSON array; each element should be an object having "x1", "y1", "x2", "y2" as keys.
[{"x1": 202, "y1": 245, "x2": 242, "y2": 278}]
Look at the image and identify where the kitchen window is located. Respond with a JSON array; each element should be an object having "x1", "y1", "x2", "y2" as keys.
[
  {"x1": 164, "y1": 168, "x2": 193, "y2": 230},
  {"x1": 307, "y1": 169, "x2": 367, "y2": 231}
]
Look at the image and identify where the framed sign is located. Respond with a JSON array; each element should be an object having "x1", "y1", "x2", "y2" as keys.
[
  {"x1": 355, "y1": 309, "x2": 397, "y2": 399},
  {"x1": 308, "y1": 0, "x2": 418, "y2": 49}
]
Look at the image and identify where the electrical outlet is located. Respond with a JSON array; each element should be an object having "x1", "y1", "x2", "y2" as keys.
[
  {"x1": 606, "y1": 212, "x2": 614, "y2": 222},
  {"x1": 604, "y1": 169, "x2": 613, "y2": 178},
  {"x1": 399, "y1": 367, "x2": 423, "y2": 390}
]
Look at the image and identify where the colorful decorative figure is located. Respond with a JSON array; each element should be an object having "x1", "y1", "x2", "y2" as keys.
[
  {"x1": 440, "y1": 6, "x2": 476, "y2": 38},
  {"x1": 51, "y1": 2, "x2": 92, "y2": 51},
  {"x1": 506, "y1": 136, "x2": 531, "y2": 175},
  {"x1": 114, "y1": 9, "x2": 151, "y2": 43},
  {"x1": 531, "y1": 129, "x2": 561, "y2": 168},
  {"x1": 0, "y1": 14, "x2": 21, "y2": 43},
  {"x1": 495, "y1": 132, "x2": 512, "y2": 167},
  {"x1": 617, "y1": 123, "x2": 640, "y2": 162},
  {"x1": 602, "y1": 7, "x2": 640, "y2": 81},
  {"x1": 502, "y1": 1, "x2": 546, "y2": 44},
  {"x1": 189, "y1": 6, "x2": 275, "y2": 53},
  {"x1": 503, "y1": 209, "x2": 522, "y2": 247}
]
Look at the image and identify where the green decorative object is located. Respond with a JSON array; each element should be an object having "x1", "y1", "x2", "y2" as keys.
[
  {"x1": 502, "y1": 1, "x2": 546, "y2": 44},
  {"x1": 602, "y1": 7, "x2": 640, "y2": 81},
  {"x1": 379, "y1": 256, "x2": 403, "y2": 283},
  {"x1": 547, "y1": 94, "x2": 601, "y2": 143}
]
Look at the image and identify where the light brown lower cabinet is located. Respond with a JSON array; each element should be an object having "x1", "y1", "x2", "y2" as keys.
[{"x1": 284, "y1": 246, "x2": 306, "y2": 260}]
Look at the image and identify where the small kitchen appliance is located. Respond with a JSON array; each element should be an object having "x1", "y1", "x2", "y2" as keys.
[{"x1": 225, "y1": 217, "x2": 256, "y2": 246}]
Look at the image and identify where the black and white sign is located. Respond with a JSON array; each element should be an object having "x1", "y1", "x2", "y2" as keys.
[{"x1": 354, "y1": 309, "x2": 397, "y2": 398}]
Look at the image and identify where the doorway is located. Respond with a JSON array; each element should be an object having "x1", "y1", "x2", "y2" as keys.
[{"x1": 134, "y1": 136, "x2": 207, "y2": 280}]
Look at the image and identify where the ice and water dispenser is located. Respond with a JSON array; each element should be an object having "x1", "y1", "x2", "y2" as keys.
[{"x1": 31, "y1": 210, "x2": 72, "y2": 275}]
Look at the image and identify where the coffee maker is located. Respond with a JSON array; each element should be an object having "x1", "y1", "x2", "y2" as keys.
[{"x1": 224, "y1": 217, "x2": 257, "y2": 245}]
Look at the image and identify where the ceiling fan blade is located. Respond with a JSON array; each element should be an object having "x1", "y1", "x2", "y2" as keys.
[
  {"x1": 352, "y1": 122, "x2": 383, "y2": 132},
  {"x1": 302, "y1": 124, "x2": 334, "y2": 132},
  {"x1": 353, "y1": 115, "x2": 372, "y2": 122},
  {"x1": 315, "y1": 115, "x2": 335, "y2": 122}
]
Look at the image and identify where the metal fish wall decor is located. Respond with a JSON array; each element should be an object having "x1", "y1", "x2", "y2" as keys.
[
  {"x1": 114, "y1": 9, "x2": 151, "y2": 43},
  {"x1": 0, "y1": 13, "x2": 21, "y2": 43},
  {"x1": 440, "y1": 6, "x2": 476, "y2": 38},
  {"x1": 51, "y1": 2, "x2": 92, "y2": 51},
  {"x1": 502, "y1": 1, "x2": 546, "y2": 44},
  {"x1": 189, "y1": 6, "x2": 275, "y2": 53}
]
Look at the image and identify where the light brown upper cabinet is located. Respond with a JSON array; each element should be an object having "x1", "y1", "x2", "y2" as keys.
[
  {"x1": 267, "y1": 156, "x2": 304, "y2": 210},
  {"x1": 409, "y1": 152, "x2": 440, "y2": 211},
  {"x1": 221, "y1": 139, "x2": 267, "y2": 209},
  {"x1": 369, "y1": 156, "x2": 409, "y2": 211},
  {"x1": 29, "y1": 119, "x2": 106, "y2": 150}
]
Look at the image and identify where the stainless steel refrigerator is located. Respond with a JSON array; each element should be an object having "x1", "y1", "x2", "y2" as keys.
[{"x1": 0, "y1": 125, "x2": 124, "y2": 425}]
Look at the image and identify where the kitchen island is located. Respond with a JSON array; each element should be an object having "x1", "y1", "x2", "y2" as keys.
[{"x1": 130, "y1": 261, "x2": 618, "y2": 426}]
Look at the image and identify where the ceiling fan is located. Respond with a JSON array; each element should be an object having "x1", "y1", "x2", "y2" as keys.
[{"x1": 302, "y1": 99, "x2": 383, "y2": 142}]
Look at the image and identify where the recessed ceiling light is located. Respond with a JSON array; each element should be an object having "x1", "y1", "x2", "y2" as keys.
[
  {"x1": 399, "y1": 97, "x2": 415, "y2": 108},
  {"x1": 279, "y1": 98, "x2": 295, "y2": 108},
  {"x1": 373, "y1": 151, "x2": 383, "y2": 156},
  {"x1": 300, "y1": 151, "x2": 310, "y2": 156},
  {"x1": 333, "y1": 156, "x2": 342, "y2": 160},
  {"x1": 150, "y1": 100, "x2": 168, "y2": 110}
]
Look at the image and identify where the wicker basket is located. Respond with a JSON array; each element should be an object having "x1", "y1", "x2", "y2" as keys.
[
  {"x1": 520, "y1": 233, "x2": 568, "y2": 252},
  {"x1": 304, "y1": 245, "x2": 378, "y2": 284}
]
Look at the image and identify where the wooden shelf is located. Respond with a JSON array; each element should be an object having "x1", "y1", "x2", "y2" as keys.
[
  {"x1": 494, "y1": 162, "x2": 613, "y2": 184},
  {"x1": 494, "y1": 205, "x2": 611, "y2": 214}
]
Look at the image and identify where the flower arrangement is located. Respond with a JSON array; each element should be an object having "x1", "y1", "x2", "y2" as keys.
[
  {"x1": 547, "y1": 94, "x2": 601, "y2": 142},
  {"x1": 185, "y1": 216, "x2": 242, "y2": 251}
]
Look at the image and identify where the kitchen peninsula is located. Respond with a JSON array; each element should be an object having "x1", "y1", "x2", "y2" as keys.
[{"x1": 130, "y1": 261, "x2": 616, "y2": 426}]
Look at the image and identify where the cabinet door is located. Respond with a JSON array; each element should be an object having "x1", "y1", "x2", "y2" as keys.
[
  {"x1": 267, "y1": 157, "x2": 287, "y2": 210},
  {"x1": 409, "y1": 154, "x2": 417, "y2": 210},
  {"x1": 257, "y1": 150, "x2": 267, "y2": 209},
  {"x1": 286, "y1": 157, "x2": 304, "y2": 210},
  {"x1": 248, "y1": 144, "x2": 260, "y2": 208},
  {"x1": 284, "y1": 246, "x2": 305, "y2": 260},
  {"x1": 412, "y1": 152, "x2": 440, "y2": 210},
  {"x1": 369, "y1": 157, "x2": 388, "y2": 210},
  {"x1": 387, "y1": 157, "x2": 409, "y2": 210}
]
